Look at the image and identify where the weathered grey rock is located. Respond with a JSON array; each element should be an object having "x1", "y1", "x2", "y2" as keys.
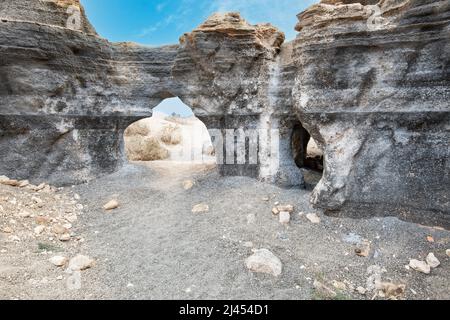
[
  {"x1": 293, "y1": 0, "x2": 450, "y2": 227},
  {"x1": 245, "y1": 249, "x2": 282, "y2": 276},
  {"x1": 0, "y1": 0, "x2": 180, "y2": 185},
  {"x1": 173, "y1": 13, "x2": 303, "y2": 186},
  {"x1": 0, "y1": 0, "x2": 448, "y2": 227},
  {"x1": 0, "y1": 5, "x2": 304, "y2": 188}
]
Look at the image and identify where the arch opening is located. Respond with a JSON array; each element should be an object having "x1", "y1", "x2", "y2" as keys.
[
  {"x1": 291, "y1": 123, "x2": 324, "y2": 189},
  {"x1": 123, "y1": 97, "x2": 216, "y2": 171}
]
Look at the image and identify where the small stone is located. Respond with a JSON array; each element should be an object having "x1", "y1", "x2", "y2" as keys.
[
  {"x1": 56, "y1": 275, "x2": 63, "y2": 281},
  {"x1": 279, "y1": 211, "x2": 290, "y2": 225},
  {"x1": 52, "y1": 224, "x2": 68, "y2": 235},
  {"x1": 103, "y1": 199, "x2": 119, "y2": 211},
  {"x1": 192, "y1": 203, "x2": 209, "y2": 213},
  {"x1": 262, "y1": 197, "x2": 270, "y2": 202},
  {"x1": 34, "y1": 183, "x2": 46, "y2": 191},
  {"x1": 446, "y1": 249, "x2": 450, "y2": 257},
  {"x1": 276, "y1": 205, "x2": 294, "y2": 213},
  {"x1": 356, "y1": 286, "x2": 367, "y2": 295},
  {"x1": 0, "y1": 176, "x2": 20, "y2": 186},
  {"x1": 59, "y1": 233, "x2": 71, "y2": 242},
  {"x1": 73, "y1": 194, "x2": 80, "y2": 200},
  {"x1": 426, "y1": 236, "x2": 434, "y2": 243},
  {"x1": 182, "y1": 180, "x2": 195, "y2": 190},
  {"x1": 426, "y1": 253, "x2": 440, "y2": 268},
  {"x1": 66, "y1": 215, "x2": 78, "y2": 223},
  {"x1": 2, "y1": 226, "x2": 13, "y2": 234},
  {"x1": 245, "y1": 249, "x2": 282, "y2": 277},
  {"x1": 306, "y1": 213, "x2": 321, "y2": 224},
  {"x1": 19, "y1": 180, "x2": 29, "y2": 188},
  {"x1": 76, "y1": 204, "x2": 84, "y2": 210},
  {"x1": 49, "y1": 256, "x2": 67, "y2": 267},
  {"x1": 34, "y1": 225, "x2": 45, "y2": 235},
  {"x1": 68, "y1": 255, "x2": 95, "y2": 271},
  {"x1": 271, "y1": 207, "x2": 280, "y2": 215},
  {"x1": 409, "y1": 259, "x2": 431, "y2": 274}
]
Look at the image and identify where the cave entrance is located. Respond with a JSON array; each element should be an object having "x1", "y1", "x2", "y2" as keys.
[
  {"x1": 123, "y1": 97, "x2": 216, "y2": 174},
  {"x1": 291, "y1": 123, "x2": 324, "y2": 189}
]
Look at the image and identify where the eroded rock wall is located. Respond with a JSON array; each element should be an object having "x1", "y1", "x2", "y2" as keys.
[
  {"x1": 0, "y1": 5, "x2": 303, "y2": 187},
  {"x1": 293, "y1": 0, "x2": 450, "y2": 226},
  {"x1": 0, "y1": 0, "x2": 180, "y2": 184},
  {"x1": 173, "y1": 13, "x2": 303, "y2": 186}
]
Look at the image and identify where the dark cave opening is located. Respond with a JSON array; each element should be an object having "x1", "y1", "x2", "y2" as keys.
[{"x1": 291, "y1": 123, "x2": 324, "y2": 188}]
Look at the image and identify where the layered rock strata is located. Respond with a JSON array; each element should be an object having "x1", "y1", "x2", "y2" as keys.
[{"x1": 293, "y1": 0, "x2": 450, "y2": 226}]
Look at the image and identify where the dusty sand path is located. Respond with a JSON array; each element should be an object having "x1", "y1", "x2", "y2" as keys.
[{"x1": 63, "y1": 162, "x2": 450, "y2": 300}]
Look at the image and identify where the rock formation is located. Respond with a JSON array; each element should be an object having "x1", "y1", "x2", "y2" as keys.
[
  {"x1": 293, "y1": 0, "x2": 450, "y2": 226},
  {"x1": 0, "y1": 0, "x2": 448, "y2": 226}
]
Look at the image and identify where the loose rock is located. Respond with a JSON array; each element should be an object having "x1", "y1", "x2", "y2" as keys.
[
  {"x1": 245, "y1": 249, "x2": 282, "y2": 277},
  {"x1": 49, "y1": 256, "x2": 67, "y2": 267},
  {"x1": 409, "y1": 259, "x2": 431, "y2": 274},
  {"x1": 279, "y1": 211, "x2": 290, "y2": 225},
  {"x1": 446, "y1": 249, "x2": 450, "y2": 257},
  {"x1": 68, "y1": 255, "x2": 95, "y2": 271},
  {"x1": 103, "y1": 199, "x2": 119, "y2": 211},
  {"x1": 306, "y1": 213, "x2": 321, "y2": 224},
  {"x1": 192, "y1": 203, "x2": 209, "y2": 214},
  {"x1": 426, "y1": 253, "x2": 440, "y2": 269},
  {"x1": 182, "y1": 180, "x2": 195, "y2": 190}
]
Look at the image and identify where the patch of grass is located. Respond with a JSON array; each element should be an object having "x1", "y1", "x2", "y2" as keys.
[{"x1": 37, "y1": 242, "x2": 62, "y2": 253}]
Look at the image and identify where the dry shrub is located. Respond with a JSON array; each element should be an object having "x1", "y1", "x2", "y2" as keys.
[
  {"x1": 125, "y1": 136, "x2": 169, "y2": 161},
  {"x1": 124, "y1": 121, "x2": 150, "y2": 137},
  {"x1": 160, "y1": 125, "x2": 182, "y2": 145}
]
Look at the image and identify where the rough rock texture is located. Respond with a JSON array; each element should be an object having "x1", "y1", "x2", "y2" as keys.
[
  {"x1": 173, "y1": 13, "x2": 303, "y2": 186},
  {"x1": 0, "y1": 0, "x2": 180, "y2": 185},
  {"x1": 293, "y1": 0, "x2": 450, "y2": 226},
  {"x1": 0, "y1": 6, "x2": 304, "y2": 187},
  {"x1": 0, "y1": 0, "x2": 448, "y2": 226}
]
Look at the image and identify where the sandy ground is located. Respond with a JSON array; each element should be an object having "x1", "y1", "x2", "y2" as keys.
[{"x1": 1, "y1": 162, "x2": 449, "y2": 300}]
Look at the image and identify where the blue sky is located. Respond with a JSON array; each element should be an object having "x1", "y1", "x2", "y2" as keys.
[
  {"x1": 80, "y1": 0, "x2": 318, "y2": 116},
  {"x1": 81, "y1": 0, "x2": 318, "y2": 46}
]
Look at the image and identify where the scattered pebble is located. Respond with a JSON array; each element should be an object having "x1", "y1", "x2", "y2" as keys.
[
  {"x1": 192, "y1": 203, "x2": 209, "y2": 214},
  {"x1": 279, "y1": 211, "x2": 290, "y2": 225},
  {"x1": 446, "y1": 249, "x2": 450, "y2": 257},
  {"x1": 409, "y1": 259, "x2": 431, "y2": 274},
  {"x1": 306, "y1": 213, "x2": 321, "y2": 224},
  {"x1": 103, "y1": 199, "x2": 119, "y2": 211},
  {"x1": 182, "y1": 180, "x2": 195, "y2": 190},
  {"x1": 426, "y1": 253, "x2": 440, "y2": 269},
  {"x1": 68, "y1": 255, "x2": 95, "y2": 271},
  {"x1": 49, "y1": 256, "x2": 67, "y2": 267},
  {"x1": 245, "y1": 249, "x2": 282, "y2": 277},
  {"x1": 59, "y1": 233, "x2": 71, "y2": 242}
]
